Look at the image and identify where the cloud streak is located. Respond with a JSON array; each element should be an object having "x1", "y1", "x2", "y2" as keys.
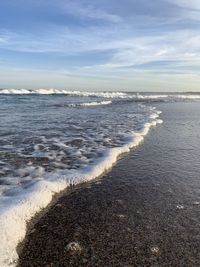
[
  {"x1": 61, "y1": 0, "x2": 123, "y2": 23},
  {"x1": 165, "y1": 0, "x2": 200, "y2": 10}
]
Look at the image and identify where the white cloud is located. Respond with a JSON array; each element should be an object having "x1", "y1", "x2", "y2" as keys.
[
  {"x1": 1, "y1": 27, "x2": 200, "y2": 75},
  {"x1": 164, "y1": 0, "x2": 200, "y2": 21},
  {"x1": 166, "y1": 0, "x2": 200, "y2": 10},
  {"x1": 61, "y1": 0, "x2": 122, "y2": 23},
  {"x1": 0, "y1": 31, "x2": 11, "y2": 44}
]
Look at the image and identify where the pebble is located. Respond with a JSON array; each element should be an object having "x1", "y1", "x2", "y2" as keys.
[
  {"x1": 117, "y1": 214, "x2": 125, "y2": 218},
  {"x1": 151, "y1": 246, "x2": 159, "y2": 254},
  {"x1": 66, "y1": 242, "x2": 82, "y2": 253}
]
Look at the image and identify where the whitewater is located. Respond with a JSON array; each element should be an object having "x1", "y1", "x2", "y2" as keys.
[
  {"x1": 0, "y1": 90, "x2": 199, "y2": 267},
  {"x1": 1, "y1": 88, "x2": 200, "y2": 100}
]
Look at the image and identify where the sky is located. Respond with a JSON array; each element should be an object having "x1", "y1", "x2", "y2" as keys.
[{"x1": 1, "y1": 0, "x2": 200, "y2": 91}]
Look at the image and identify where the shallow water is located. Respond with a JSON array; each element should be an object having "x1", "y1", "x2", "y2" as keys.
[
  {"x1": 0, "y1": 94, "x2": 158, "y2": 196},
  {"x1": 150, "y1": 102, "x2": 200, "y2": 201}
]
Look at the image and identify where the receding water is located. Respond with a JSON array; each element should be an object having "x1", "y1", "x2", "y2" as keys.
[{"x1": 0, "y1": 94, "x2": 158, "y2": 196}]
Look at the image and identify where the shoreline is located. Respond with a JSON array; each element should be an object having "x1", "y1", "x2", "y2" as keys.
[
  {"x1": 16, "y1": 173, "x2": 108, "y2": 259},
  {"x1": 17, "y1": 103, "x2": 200, "y2": 266},
  {"x1": 16, "y1": 138, "x2": 145, "y2": 265},
  {"x1": 0, "y1": 107, "x2": 162, "y2": 267}
]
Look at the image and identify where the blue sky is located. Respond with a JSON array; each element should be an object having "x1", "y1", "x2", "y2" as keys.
[{"x1": 1, "y1": 0, "x2": 200, "y2": 91}]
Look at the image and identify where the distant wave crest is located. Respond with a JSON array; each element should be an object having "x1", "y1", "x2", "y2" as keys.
[
  {"x1": 0, "y1": 88, "x2": 126, "y2": 98},
  {"x1": 66, "y1": 100, "x2": 112, "y2": 107},
  {"x1": 0, "y1": 88, "x2": 200, "y2": 101}
]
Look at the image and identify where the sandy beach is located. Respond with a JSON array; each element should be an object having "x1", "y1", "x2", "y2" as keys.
[{"x1": 18, "y1": 103, "x2": 200, "y2": 267}]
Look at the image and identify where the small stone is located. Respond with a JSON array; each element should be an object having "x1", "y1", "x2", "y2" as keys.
[
  {"x1": 193, "y1": 201, "x2": 200, "y2": 205},
  {"x1": 117, "y1": 214, "x2": 125, "y2": 218},
  {"x1": 66, "y1": 242, "x2": 82, "y2": 253},
  {"x1": 151, "y1": 246, "x2": 159, "y2": 254}
]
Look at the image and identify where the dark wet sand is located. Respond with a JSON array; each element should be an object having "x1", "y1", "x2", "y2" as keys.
[{"x1": 18, "y1": 103, "x2": 200, "y2": 267}]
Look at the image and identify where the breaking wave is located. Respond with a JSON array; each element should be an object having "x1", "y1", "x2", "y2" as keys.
[
  {"x1": 0, "y1": 88, "x2": 126, "y2": 98},
  {"x1": 1, "y1": 88, "x2": 200, "y2": 102},
  {"x1": 65, "y1": 100, "x2": 112, "y2": 107}
]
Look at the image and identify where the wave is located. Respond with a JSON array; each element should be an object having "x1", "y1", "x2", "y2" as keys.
[
  {"x1": 65, "y1": 100, "x2": 112, "y2": 107},
  {"x1": 135, "y1": 93, "x2": 169, "y2": 99},
  {"x1": 1, "y1": 89, "x2": 200, "y2": 102},
  {"x1": 0, "y1": 109, "x2": 162, "y2": 267},
  {"x1": 175, "y1": 94, "x2": 200, "y2": 99},
  {"x1": 0, "y1": 88, "x2": 127, "y2": 98},
  {"x1": 133, "y1": 93, "x2": 200, "y2": 101}
]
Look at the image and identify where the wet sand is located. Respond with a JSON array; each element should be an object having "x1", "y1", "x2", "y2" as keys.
[{"x1": 18, "y1": 103, "x2": 200, "y2": 267}]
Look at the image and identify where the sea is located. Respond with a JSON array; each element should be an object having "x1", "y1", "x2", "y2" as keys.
[{"x1": 0, "y1": 89, "x2": 200, "y2": 267}]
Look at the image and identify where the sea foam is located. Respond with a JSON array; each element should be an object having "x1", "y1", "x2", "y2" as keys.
[
  {"x1": 0, "y1": 109, "x2": 162, "y2": 267},
  {"x1": 1, "y1": 89, "x2": 200, "y2": 102},
  {"x1": 0, "y1": 88, "x2": 127, "y2": 98},
  {"x1": 66, "y1": 100, "x2": 112, "y2": 107}
]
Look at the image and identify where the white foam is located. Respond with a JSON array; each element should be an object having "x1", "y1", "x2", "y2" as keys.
[
  {"x1": 67, "y1": 100, "x2": 112, "y2": 107},
  {"x1": 0, "y1": 110, "x2": 162, "y2": 267},
  {"x1": 17, "y1": 166, "x2": 45, "y2": 178},
  {"x1": 0, "y1": 88, "x2": 126, "y2": 98},
  {"x1": 133, "y1": 93, "x2": 200, "y2": 102},
  {"x1": 135, "y1": 93, "x2": 200, "y2": 101},
  {"x1": 136, "y1": 93, "x2": 169, "y2": 99},
  {"x1": 175, "y1": 94, "x2": 200, "y2": 99},
  {"x1": 1, "y1": 89, "x2": 200, "y2": 102}
]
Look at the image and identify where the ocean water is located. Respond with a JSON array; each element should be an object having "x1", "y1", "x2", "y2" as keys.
[{"x1": 0, "y1": 89, "x2": 200, "y2": 266}]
